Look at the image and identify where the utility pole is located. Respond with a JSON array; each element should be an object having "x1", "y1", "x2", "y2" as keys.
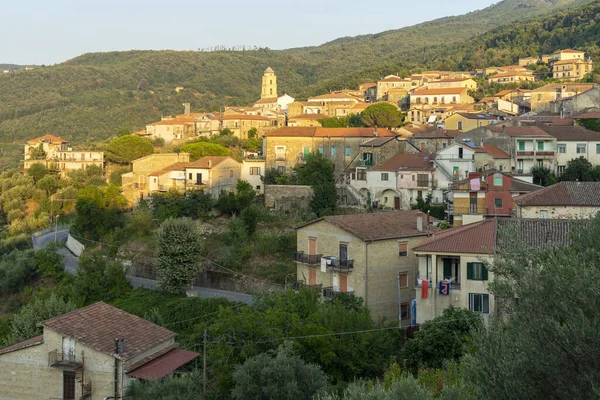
[{"x1": 203, "y1": 329, "x2": 207, "y2": 393}]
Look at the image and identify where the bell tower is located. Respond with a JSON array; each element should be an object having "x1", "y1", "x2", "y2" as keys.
[{"x1": 261, "y1": 67, "x2": 277, "y2": 99}]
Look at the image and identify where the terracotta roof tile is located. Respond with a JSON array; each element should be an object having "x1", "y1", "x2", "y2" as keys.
[
  {"x1": 263, "y1": 127, "x2": 397, "y2": 138},
  {"x1": 254, "y1": 97, "x2": 278, "y2": 104},
  {"x1": 149, "y1": 162, "x2": 192, "y2": 176},
  {"x1": 491, "y1": 125, "x2": 551, "y2": 137},
  {"x1": 187, "y1": 156, "x2": 233, "y2": 169},
  {"x1": 371, "y1": 153, "x2": 435, "y2": 171},
  {"x1": 297, "y1": 210, "x2": 438, "y2": 241},
  {"x1": 0, "y1": 335, "x2": 44, "y2": 355},
  {"x1": 481, "y1": 144, "x2": 510, "y2": 159},
  {"x1": 537, "y1": 125, "x2": 600, "y2": 141},
  {"x1": 220, "y1": 114, "x2": 270, "y2": 121},
  {"x1": 413, "y1": 219, "x2": 496, "y2": 254},
  {"x1": 532, "y1": 83, "x2": 595, "y2": 93},
  {"x1": 43, "y1": 302, "x2": 176, "y2": 360},
  {"x1": 27, "y1": 134, "x2": 69, "y2": 145},
  {"x1": 514, "y1": 181, "x2": 600, "y2": 207}
]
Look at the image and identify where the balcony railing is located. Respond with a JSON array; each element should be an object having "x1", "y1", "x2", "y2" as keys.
[
  {"x1": 536, "y1": 151, "x2": 555, "y2": 157},
  {"x1": 516, "y1": 151, "x2": 534, "y2": 156},
  {"x1": 294, "y1": 251, "x2": 322, "y2": 265},
  {"x1": 48, "y1": 350, "x2": 81, "y2": 368},
  {"x1": 323, "y1": 257, "x2": 354, "y2": 272},
  {"x1": 323, "y1": 287, "x2": 355, "y2": 300}
]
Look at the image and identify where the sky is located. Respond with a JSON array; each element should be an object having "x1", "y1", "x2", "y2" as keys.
[{"x1": 1, "y1": 0, "x2": 499, "y2": 65}]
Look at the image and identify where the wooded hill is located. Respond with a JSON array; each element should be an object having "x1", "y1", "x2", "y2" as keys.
[{"x1": 0, "y1": 0, "x2": 597, "y2": 156}]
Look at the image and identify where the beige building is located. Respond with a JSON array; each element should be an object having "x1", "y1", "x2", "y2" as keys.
[
  {"x1": 121, "y1": 153, "x2": 191, "y2": 204},
  {"x1": 219, "y1": 114, "x2": 276, "y2": 139},
  {"x1": 548, "y1": 49, "x2": 586, "y2": 63},
  {"x1": 552, "y1": 59, "x2": 594, "y2": 81},
  {"x1": 488, "y1": 71, "x2": 535, "y2": 84},
  {"x1": 410, "y1": 88, "x2": 474, "y2": 106},
  {"x1": 537, "y1": 124, "x2": 600, "y2": 176},
  {"x1": 23, "y1": 134, "x2": 104, "y2": 176},
  {"x1": 376, "y1": 75, "x2": 411, "y2": 101},
  {"x1": 426, "y1": 78, "x2": 477, "y2": 90},
  {"x1": 530, "y1": 83, "x2": 595, "y2": 112},
  {"x1": 241, "y1": 157, "x2": 266, "y2": 194},
  {"x1": 287, "y1": 114, "x2": 328, "y2": 127},
  {"x1": 146, "y1": 115, "x2": 197, "y2": 144},
  {"x1": 184, "y1": 156, "x2": 241, "y2": 197},
  {"x1": 295, "y1": 211, "x2": 438, "y2": 321},
  {"x1": 0, "y1": 302, "x2": 198, "y2": 400},
  {"x1": 443, "y1": 113, "x2": 499, "y2": 132},
  {"x1": 514, "y1": 181, "x2": 600, "y2": 219},
  {"x1": 519, "y1": 56, "x2": 539, "y2": 66}
]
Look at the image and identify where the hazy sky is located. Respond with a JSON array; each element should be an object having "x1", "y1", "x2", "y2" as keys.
[{"x1": 2, "y1": 0, "x2": 499, "y2": 65}]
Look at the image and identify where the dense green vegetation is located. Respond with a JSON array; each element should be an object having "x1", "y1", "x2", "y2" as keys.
[{"x1": 0, "y1": 0, "x2": 597, "y2": 170}]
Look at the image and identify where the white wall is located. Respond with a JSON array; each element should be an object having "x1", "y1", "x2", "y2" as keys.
[{"x1": 241, "y1": 160, "x2": 266, "y2": 194}]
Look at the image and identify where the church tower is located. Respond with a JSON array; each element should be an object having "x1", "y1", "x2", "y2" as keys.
[{"x1": 261, "y1": 67, "x2": 277, "y2": 99}]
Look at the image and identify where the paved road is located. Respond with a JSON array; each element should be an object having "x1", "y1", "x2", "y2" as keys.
[{"x1": 32, "y1": 230, "x2": 253, "y2": 304}]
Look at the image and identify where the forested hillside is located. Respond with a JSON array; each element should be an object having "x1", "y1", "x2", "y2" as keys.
[{"x1": 0, "y1": 0, "x2": 596, "y2": 160}]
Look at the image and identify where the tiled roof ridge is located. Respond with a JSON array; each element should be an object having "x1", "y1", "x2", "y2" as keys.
[{"x1": 0, "y1": 335, "x2": 44, "y2": 355}]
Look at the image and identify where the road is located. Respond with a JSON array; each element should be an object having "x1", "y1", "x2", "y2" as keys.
[{"x1": 32, "y1": 229, "x2": 253, "y2": 304}]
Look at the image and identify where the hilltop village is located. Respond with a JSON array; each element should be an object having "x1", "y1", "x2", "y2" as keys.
[{"x1": 2, "y1": 44, "x2": 600, "y2": 400}]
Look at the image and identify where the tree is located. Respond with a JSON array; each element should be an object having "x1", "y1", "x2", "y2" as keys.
[
  {"x1": 72, "y1": 253, "x2": 131, "y2": 305},
  {"x1": 124, "y1": 205, "x2": 155, "y2": 236},
  {"x1": 296, "y1": 153, "x2": 336, "y2": 217},
  {"x1": 106, "y1": 135, "x2": 154, "y2": 164},
  {"x1": 362, "y1": 103, "x2": 403, "y2": 129},
  {"x1": 559, "y1": 156, "x2": 599, "y2": 181},
  {"x1": 466, "y1": 216, "x2": 600, "y2": 399},
  {"x1": 180, "y1": 142, "x2": 230, "y2": 161},
  {"x1": 216, "y1": 180, "x2": 256, "y2": 215},
  {"x1": 155, "y1": 218, "x2": 203, "y2": 293},
  {"x1": 27, "y1": 163, "x2": 49, "y2": 183},
  {"x1": 73, "y1": 185, "x2": 128, "y2": 240},
  {"x1": 232, "y1": 342, "x2": 328, "y2": 400},
  {"x1": 9, "y1": 294, "x2": 75, "y2": 343},
  {"x1": 247, "y1": 127, "x2": 258, "y2": 139},
  {"x1": 400, "y1": 306, "x2": 483, "y2": 374},
  {"x1": 109, "y1": 167, "x2": 130, "y2": 186},
  {"x1": 530, "y1": 164, "x2": 556, "y2": 186},
  {"x1": 35, "y1": 242, "x2": 64, "y2": 280},
  {"x1": 0, "y1": 249, "x2": 38, "y2": 294},
  {"x1": 125, "y1": 369, "x2": 206, "y2": 400},
  {"x1": 36, "y1": 174, "x2": 58, "y2": 195}
]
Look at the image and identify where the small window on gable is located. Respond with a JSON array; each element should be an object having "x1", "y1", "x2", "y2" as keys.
[{"x1": 399, "y1": 242, "x2": 408, "y2": 257}]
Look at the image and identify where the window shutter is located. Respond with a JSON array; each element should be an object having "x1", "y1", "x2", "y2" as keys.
[
  {"x1": 482, "y1": 265, "x2": 489, "y2": 281},
  {"x1": 466, "y1": 263, "x2": 473, "y2": 280},
  {"x1": 399, "y1": 242, "x2": 408, "y2": 255},
  {"x1": 443, "y1": 259, "x2": 452, "y2": 280},
  {"x1": 483, "y1": 294, "x2": 490, "y2": 314}
]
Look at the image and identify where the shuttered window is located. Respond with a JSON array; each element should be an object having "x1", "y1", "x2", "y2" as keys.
[
  {"x1": 467, "y1": 262, "x2": 488, "y2": 280},
  {"x1": 399, "y1": 242, "x2": 408, "y2": 257}
]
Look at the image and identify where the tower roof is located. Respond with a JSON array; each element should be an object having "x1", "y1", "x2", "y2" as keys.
[{"x1": 264, "y1": 67, "x2": 274, "y2": 74}]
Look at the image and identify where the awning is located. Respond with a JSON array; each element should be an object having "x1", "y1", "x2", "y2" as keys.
[
  {"x1": 127, "y1": 349, "x2": 200, "y2": 380},
  {"x1": 428, "y1": 116, "x2": 437, "y2": 123}
]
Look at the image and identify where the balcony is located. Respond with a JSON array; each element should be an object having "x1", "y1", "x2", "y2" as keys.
[
  {"x1": 48, "y1": 350, "x2": 81, "y2": 368},
  {"x1": 516, "y1": 151, "x2": 534, "y2": 157},
  {"x1": 294, "y1": 251, "x2": 322, "y2": 265},
  {"x1": 536, "y1": 151, "x2": 555, "y2": 157},
  {"x1": 323, "y1": 256, "x2": 354, "y2": 272},
  {"x1": 322, "y1": 287, "x2": 355, "y2": 300}
]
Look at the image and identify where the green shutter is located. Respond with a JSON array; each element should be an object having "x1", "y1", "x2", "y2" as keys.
[
  {"x1": 443, "y1": 259, "x2": 452, "y2": 280},
  {"x1": 467, "y1": 262, "x2": 473, "y2": 280},
  {"x1": 303, "y1": 147, "x2": 310, "y2": 158},
  {"x1": 482, "y1": 265, "x2": 489, "y2": 281}
]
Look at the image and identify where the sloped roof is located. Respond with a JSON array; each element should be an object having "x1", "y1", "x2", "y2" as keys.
[
  {"x1": 537, "y1": 125, "x2": 600, "y2": 141},
  {"x1": 264, "y1": 67, "x2": 275, "y2": 73},
  {"x1": 371, "y1": 153, "x2": 434, "y2": 171},
  {"x1": 553, "y1": 59, "x2": 590, "y2": 66},
  {"x1": 557, "y1": 49, "x2": 585, "y2": 54},
  {"x1": 220, "y1": 114, "x2": 270, "y2": 121},
  {"x1": 263, "y1": 127, "x2": 398, "y2": 138},
  {"x1": 297, "y1": 210, "x2": 438, "y2": 241},
  {"x1": 149, "y1": 162, "x2": 192, "y2": 177},
  {"x1": 147, "y1": 117, "x2": 195, "y2": 126},
  {"x1": 532, "y1": 83, "x2": 595, "y2": 93},
  {"x1": 514, "y1": 181, "x2": 600, "y2": 207},
  {"x1": 187, "y1": 156, "x2": 233, "y2": 169},
  {"x1": 0, "y1": 335, "x2": 44, "y2": 355},
  {"x1": 412, "y1": 88, "x2": 468, "y2": 96},
  {"x1": 254, "y1": 97, "x2": 278, "y2": 104},
  {"x1": 27, "y1": 134, "x2": 69, "y2": 145},
  {"x1": 413, "y1": 219, "x2": 497, "y2": 254},
  {"x1": 359, "y1": 137, "x2": 396, "y2": 147},
  {"x1": 308, "y1": 93, "x2": 360, "y2": 101},
  {"x1": 454, "y1": 113, "x2": 498, "y2": 120},
  {"x1": 491, "y1": 125, "x2": 551, "y2": 137},
  {"x1": 43, "y1": 302, "x2": 176, "y2": 360},
  {"x1": 481, "y1": 144, "x2": 510, "y2": 159}
]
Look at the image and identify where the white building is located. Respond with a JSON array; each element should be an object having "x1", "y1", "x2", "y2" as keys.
[
  {"x1": 241, "y1": 157, "x2": 266, "y2": 194},
  {"x1": 538, "y1": 125, "x2": 600, "y2": 176},
  {"x1": 433, "y1": 143, "x2": 477, "y2": 190}
]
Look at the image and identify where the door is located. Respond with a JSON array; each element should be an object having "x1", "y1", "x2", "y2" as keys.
[
  {"x1": 339, "y1": 243, "x2": 348, "y2": 262},
  {"x1": 62, "y1": 337, "x2": 75, "y2": 363},
  {"x1": 196, "y1": 173, "x2": 203, "y2": 185},
  {"x1": 469, "y1": 192, "x2": 478, "y2": 214},
  {"x1": 394, "y1": 197, "x2": 400, "y2": 210},
  {"x1": 172, "y1": 178, "x2": 177, "y2": 187},
  {"x1": 340, "y1": 274, "x2": 348, "y2": 293},
  {"x1": 309, "y1": 268, "x2": 316, "y2": 286},
  {"x1": 63, "y1": 371, "x2": 75, "y2": 400},
  {"x1": 308, "y1": 238, "x2": 317, "y2": 256}
]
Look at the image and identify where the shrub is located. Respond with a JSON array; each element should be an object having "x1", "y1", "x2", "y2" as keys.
[
  {"x1": 106, "y1": 135, "x2": 154, "y2": 164},
  {"x1": 180, "y1": 142, "x2": 230, "y2": 161},
  {"x1": 0, "y1": 249, "x2": 38, "y2": 294},
  {"x1": 9, "y1": 294, "x2": 75, "y2": 343}
]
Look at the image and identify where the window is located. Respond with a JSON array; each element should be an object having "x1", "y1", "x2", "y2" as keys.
[
  {"x1": 381, "y1": 173, "x2": 389, "y2": 181},
  {"x1": 557, "y1": 165, "x2": 566, "y2": 176},
  {"x1": 537, "y1": 141, "x2": 544, "y2": 151},
  {"x1": 458, "y1": 147, "x2": 463, "y2": 159},
  {"x1": 518, "y1": 141, "x2": 525, "y2": 151},
  {"x1": 356, "y1": 169, "x2": 366, "y2": 181},
  {"x1": 494, "y1": 198, "x2": 503, "y2": 209},
  {"x1": 229, "y1": 170, "x2": 234, "y2": 178},
  {"x1": 339, "y1": 243, "x2": 348, "y2": 262},
  {"x1": 275, "y1": 146, "x2": 286, "y2": 160},
  {"x1": 256, "y1": 185, "x2": 261, "y2": 190},
  {"x1": 467, "y1": 262, "x2": 488, "y2": 280},
  {"x1": 363, "y1": 152, "x2": 374, "y2": 166},
  {"x1": 277, "y1": 166, "x2": 286, "y2": 174},
  {"x1": 540, "y1": 210, "x2": 549, "y2": 219},
  {"x1": 331, "y1": 147, "x2": 337, "y2": 156},
  {"x1": 188, "y1": 173, "x2": 192, "y2": 180},
  {"x1": 557, "y1": 144, "x2": 566, "y2": 153},
  {"x1": 417, "y1": 174, "x2": 429, "y2": 187},
  {"x1": 399, "y1": 242, "x2": 408, "y2": 257},
  {"x1": 470, "y1": 193, "x2": 478, "y2": 213},
  {"x1": 443, "y1": 258, "x2": 460, "y2": 283},
  {"x1": 493, "y1": 173, "x2": 502, "y2": 186},
  {"x1": 537, "y1": 160, "x2": 544, "y2": 168},
  {"x1": 400, "y1": 303, "x2": 409, "y2": 319},
  {"x1": 417, "y1": 190, "x2": 423, "y2": 199},
  {"x1": 303, "y1": 147, "x2": 311, "y2": 159},
  {"x1": 469, "y1": 293, "x2": 490, "y2": 314},
  {"x1": 345, "y1": 147, "x2": 351, "y2": 157},
  {"x1": 249, "y1": 167, "x2": 261, "y2": 175},
  {"x1": 457, "y1": 121, "x2": 463, "y2": 131},
  {"x1": 577, "y1": 144, "x2": 586, "y2": 154},
  {"x1": 596, "y1": 144, "x2": 600, "y2": 154},
  {"x1": 318, "y1": 146, "x2": 323, "y2": 154},
  {"x1": 517, "y1": 159, "x2": 524, "y2": 173}
]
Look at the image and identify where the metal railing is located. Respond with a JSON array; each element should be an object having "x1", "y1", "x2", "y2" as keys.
[
  {"x1": 48, "y1": 350, "x2": 81, "y2": 367},
  {"x1": 322, "y1": 257, "x2": 354, "y2": 272},
  {"x1": 82, "y1": 381, "x2": 92, "y2": 398},
  {"x1": 294, "y1": 251, "x2": 322, "y2": 265},
  {"x1": 322, "y1": 287, "x2": 355, "y2": 300}
]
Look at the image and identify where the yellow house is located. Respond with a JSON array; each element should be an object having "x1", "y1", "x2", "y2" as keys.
[
  {"x1": 530, "y1": 83, "x2": 596, "y2": 112},
  {"x1": 295, "y1": 211, "x2": 437, "y2": 321},
  {"x1": 427, "y1": 78, "x2": 477, "y2": 90},
  {"x1": 0, "y1": 302, "x2": 199, "y2": 400},
  {"x1": 219, "y1": 114, "x2": 276, "y2": 139},
  {"x1": 519, "y1": 56, "x2": 539, "y2": 66},
  {"x1": 552, "y1": 59, "x2": 594, "y2": 81},
  {"x1": 410, "y1": 88, "x2": 474, "y2": 106},
  {"x1": 376, "y1": 75, "x2": 411, "y2": 101},
  {"x1": 287, "y1": 114, "x2": 328, "y2": 127},
  {"x1": 443, "y1": 113, "x2": 498, "y2": 132},
  {"x1": 487, "y1": 71, "x2": 535, "y2": 84},
  {"x1": 548, "y1": 48, "x2": 586, "y2": 63}
]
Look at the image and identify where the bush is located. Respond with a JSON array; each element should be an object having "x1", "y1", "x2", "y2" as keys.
[
  {"x1": 72, "y1": 253, "x2": 132, "y2": 306},
  {"x1": 0, "y1": 249, "x2": 38, "y2": 294},
  {"x1": 106, "y1": 135, "x2": 154, "y2": 164},
  {"x1": 109, "y1": 167, "x2": 130, "y2": 186},
  {"x1": 180, "y1": 142, "x2": 230, "y2": 161},
  {"x1": 35, "y1": 242, "x2": 64, "y2": 280},
  {"x1": 9, "y1": 294, "x2": 75, "y2": 343}
]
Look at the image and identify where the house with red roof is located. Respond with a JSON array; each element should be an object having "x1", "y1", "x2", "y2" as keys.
[
  {"x1": 514, "y1": 181, "x2": 600, "y2": 219},
  {"x1": 0, "y1": 302, "x2": 199, "y2": 400}
]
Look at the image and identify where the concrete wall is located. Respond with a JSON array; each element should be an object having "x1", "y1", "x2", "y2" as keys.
[
  {"x1": 66, "y1": 234, "x2": 85, "y2": 257},
  {"x1": 240, "y1": 160, "x2": 266, "y2": 194},
  {"x1": 518, "y1": 205, "x2": 600, "y2": 219},
  {"x1": 264, "y1": 185, "x2": 313, "y2": 211}
]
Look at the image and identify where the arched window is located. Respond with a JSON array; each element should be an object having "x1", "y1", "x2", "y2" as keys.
[
  {"x1": 306, "y1": 109, "x2": 313, "y2": 114},
  {"x1": 270, "y1": 80, "x2": 272, "y2": 84},
  {"x1": 270, "y1": 88, "x2": 273, "y2": 95},
  {"x1": 316, "y1": 109, "x2": 321, "y2": 114}
]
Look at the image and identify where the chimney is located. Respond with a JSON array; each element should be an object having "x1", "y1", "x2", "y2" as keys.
[
  {"x1": 119, "y1": 338, "x2": 125, "y2": 354},
  {"x1": 114, "y1": 338, "x2": 120, "y2": 355},
  {"x1": 417, "y1": 212, "x2": 424, "y2": 232}
]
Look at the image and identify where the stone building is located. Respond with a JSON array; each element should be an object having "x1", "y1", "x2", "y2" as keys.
[
  {"x1": 295, "y1": 211, "x2": 438, "y2": 321},
  {"x1": 0, "y1": 302, "x2": 199, "y2": 400},
  {"x1": 514, "y1": 181, "x2": 600, "y2": 219},
  {"x1": 530, "y1": 83, "x2": 595, "y2": 112}
]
